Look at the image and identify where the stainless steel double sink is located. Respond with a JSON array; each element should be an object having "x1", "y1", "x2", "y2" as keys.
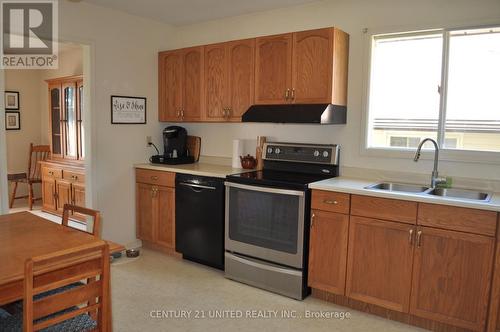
[{"x1": 365, "y1": 182, "x2": 492, "y2": 202}]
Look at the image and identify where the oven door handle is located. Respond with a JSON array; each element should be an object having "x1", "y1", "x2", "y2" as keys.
[
  {"x1": 224, "y1": 181, "x2": 304, "y2": 196},
  {"x1": 225, "y1": 252, "x2": 302, "y2": 277}
]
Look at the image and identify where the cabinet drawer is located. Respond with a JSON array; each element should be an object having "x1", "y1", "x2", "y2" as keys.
[
  {"x1": 418, "y1": 203, "x2": 497, "y2": 236},
  {"x1": 351, "y1": 195, "x2": 417, "y2": 224},
  {"x1": 42, "y1": 167, "x2": 62, "y2": 179},
  {"x1": 63, "y1": 170, "x2": 85, "y2": 183},
  {"x1": 311, "y1": 190, "x2": 350, "y2": 214},
  {"x1": 136, "y1": 169, "x2": 175, "y2": 187}
]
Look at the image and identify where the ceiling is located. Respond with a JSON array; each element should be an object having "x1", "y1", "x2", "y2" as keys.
[{"x1": 81, "y1": 0, "x2": 317, "y2": 26}]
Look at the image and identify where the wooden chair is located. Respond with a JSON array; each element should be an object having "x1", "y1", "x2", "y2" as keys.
[
  {"x1": 0, "y1": 242, "x2": 110, "y2": 331},
  {"x1": 62, "y1": 204, "x2": 101, "y2": 238},
  {"x1": 9, "y1": 143, "x2": 51, "y2": 210}
]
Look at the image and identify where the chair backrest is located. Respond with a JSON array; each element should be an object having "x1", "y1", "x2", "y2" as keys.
[
  {"x1": 23, "y1": 242, "x2": 110, "y2": 332},
  {"x1": 28, "y1": 143, "x2": 51, "y2": 181},
  {"x1": 62, "y1": 204, "x2": 101, "y2": 238}
]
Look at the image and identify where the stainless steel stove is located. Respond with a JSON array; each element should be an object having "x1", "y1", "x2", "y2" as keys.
[{"x1": 224, "y1": 142, "x2": 340, "y2": 300}]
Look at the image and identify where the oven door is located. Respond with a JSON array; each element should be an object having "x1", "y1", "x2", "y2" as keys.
[{"x1": 225, "y1": 181, "x2": 305, "y2": 269}]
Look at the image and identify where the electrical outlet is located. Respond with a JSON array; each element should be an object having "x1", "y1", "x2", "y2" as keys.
[{"x1": 146, "y1": 136, "x2": 152, "y2": 146}]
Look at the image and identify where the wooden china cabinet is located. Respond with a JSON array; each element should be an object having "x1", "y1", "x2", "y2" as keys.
[{"x1": 41, "y1": 75, "x2": 86, "y2": 220}]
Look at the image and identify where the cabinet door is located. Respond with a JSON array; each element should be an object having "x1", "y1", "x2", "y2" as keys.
[
  {"x1": 136, "y1": 183, "x2": 155, "y2": 242},
  {"x1": 159, "y1": 51, "x2": 183, "y2": 121},
  {"x1": 48, "y1": 84, "x2": 62, "y2": 158},
  {"x1": 156, "y1": 186, "x2": 175, "y2": 249},
  {"x1": 56, "y1": 179, "x2": 72, "y2": 213},
  {"x1": 308, "y1": 210, "x2": 348, "y2": 295},
  {"x1": 42, "y1": 177, "x2": 57, "y2": 212},
  {"x1": 227, "y1": 39, "x2": 255, "y2": 120},
  {"x1": 346, "y1": 216, "x2": 414, "y2": 312},
  {"x1": 182, "y1": 47, "x2": 204, "y2": 121},
  {"x1": 76, "y1": 80, "x2": 84, "y2": 160},
  {"x1": 410, "y1": 227, "x2": 494, "y2": 331},
  {"x1": 255, "y1": 33, "x2": 292, "y2": 105},
  {"x1": 72, "y1": 182, "x2": 86, "y2": 219},
  {"x1": 62, "y1": 83, "x2": 78, "y2": 160},
  {"x1": 204, "y1": 43, "x2": 228, "y2": 121},
  {"x1": 292, "y1": 28, "x2": 333, "y2": 104}
]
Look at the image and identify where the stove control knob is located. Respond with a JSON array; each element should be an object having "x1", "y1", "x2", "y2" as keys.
[
  {"x1": 275, "y1": 148, "x2": 281, "y2": 154},
  {"x1": 267, "y1": 147, "x2": 273, "y2": 154},
  {"x1": 323, "y1": 151, "x2": 329, "y2": 158},
  {"x1": 313, "y1": 150, "x2": 320, "y2": 157}
]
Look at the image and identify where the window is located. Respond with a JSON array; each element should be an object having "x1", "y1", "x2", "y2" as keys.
[{"x1": 367, "y1": 26, "x2": 500, "y2": 153}]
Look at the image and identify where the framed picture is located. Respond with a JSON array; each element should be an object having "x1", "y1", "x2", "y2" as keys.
[
  {"x1": 110, "y1": 95, "x2": 146, "y2": 124},
  {"x1": 5, "y1": 111, "x2": 20, "y2": 130},
  {"x1": 5, "y1": 91, "x2": 19, "y2": 110}
]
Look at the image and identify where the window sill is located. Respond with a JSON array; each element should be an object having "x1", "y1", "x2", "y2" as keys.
[{"x1": 361, "y1": 147, "x2": 500, "y2": 165}]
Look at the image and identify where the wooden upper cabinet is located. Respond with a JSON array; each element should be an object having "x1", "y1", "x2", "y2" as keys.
[
  {"x1": 204, "y1": 43, "x2": 228, "y2": 121},
  {"x1": 254, "y1": 28, "x2": 348, "y2": 106},
  {"x1": 182, "y1": 47, "x2": 204, "y2": 121},
  {"x1": 308, "y1": 210, "x2": 349, "y2": 295},
  {"x1": 292, "y1": 28, "x2": 334, "y2": 104},
  {"x1": 204, "y1": 39, "x2": 255, "y2": 121},
  {"x1": 47, "y1": 76, "x2": 84, "y2": 161},
  {"x1": 255, "y1": 33, "x2": 293, "y2": 105},
  {"x1": 159, "y1": 51, "x2": 182, "y2": 121},
  {"x1": 226, "y1": 39, "x2": 255, "y2": 120},
  {"x1": 410, "y1": 227, "x2": 495, "y2": 331},
  {"x1": 346, "y1": 216, "x2": 414, "y2": 313}
]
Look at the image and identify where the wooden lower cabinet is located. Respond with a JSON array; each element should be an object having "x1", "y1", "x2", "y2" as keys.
[
  {"x1": 308, "y1": 210, "x2": 348, "y2": 295},
  {"x1": 135, "y1": 169, "x2": 175, "y2": 250},
  {"x1": 40, "y1": 161, "x2": 85, "y2": 220},
  {"x1": 42, "y1": 177, "x2": 57, "y2": 211},
  {"x1": 410, "y1": 226, "x2": 495, "y2": 331},
  {"x1": 346, "y1": 216, "x2": 414, "y2": 313}
]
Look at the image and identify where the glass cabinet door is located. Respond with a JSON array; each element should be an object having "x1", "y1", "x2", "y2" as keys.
[
  {"x1": 77, "y1": 81, "x2": 84, "y2": 160},
  {"x1": 49, "y1": 85, "x2": 62, "y2": 157},
  {"x1": 63, "y1": 83, "x2": 77, "y2": 159}
]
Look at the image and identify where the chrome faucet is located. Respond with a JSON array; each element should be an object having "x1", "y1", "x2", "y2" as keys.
[{"x1": 413, "y1": 138, "x2": 447, "y2": 188}]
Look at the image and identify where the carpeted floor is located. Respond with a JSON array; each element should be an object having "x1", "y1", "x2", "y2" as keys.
[{"x1": 111, "y1": 249, "x2": 423, "y2": 332}]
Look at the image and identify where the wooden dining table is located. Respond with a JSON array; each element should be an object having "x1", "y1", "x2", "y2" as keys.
[{"x1": 0, "y1": 211, "x2": 123, "y2": 306}]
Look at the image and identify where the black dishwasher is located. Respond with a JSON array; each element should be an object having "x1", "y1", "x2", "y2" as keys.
[{"x1": 175, "y1": 173, "x2": 225, "y2": 270}]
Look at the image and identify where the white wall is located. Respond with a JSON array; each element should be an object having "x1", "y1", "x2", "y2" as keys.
[
  {"x1": 52, "y1": 1, "x2": 174, "y2": 245},
  {"x1": 4, "y1": 70, "x2": 42, "y2": 197},
  {"x1": 168, "y1": 0, "x2": 500, "y2": 181}
]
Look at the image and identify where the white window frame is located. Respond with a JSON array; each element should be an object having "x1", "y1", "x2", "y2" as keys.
[{"x1": 361, "y1": 23, "x2": 500, "y2": 165}]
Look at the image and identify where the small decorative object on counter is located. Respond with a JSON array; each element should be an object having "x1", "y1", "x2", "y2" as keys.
[
  {"x1": 256, "y1": 136, "x2": 266, "y2": 171},
  {"x1": 240, "y1": 154, "x2": 257, "y2": 169}
]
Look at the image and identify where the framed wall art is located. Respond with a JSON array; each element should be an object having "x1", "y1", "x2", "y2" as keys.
[
  {"x1": 111, "y1": 95, "x2": 146, "y2": 124},
  {"x1": 5, "y1": 91, "x2": 19, "y2": 110},
  {"x1": 5, "y1": 111, "x2": 20, "y2": 130}
]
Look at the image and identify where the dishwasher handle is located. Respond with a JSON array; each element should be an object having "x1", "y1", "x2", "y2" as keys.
[{"x1": 178, "y1": 182, "x2": 216, "y2": 191}]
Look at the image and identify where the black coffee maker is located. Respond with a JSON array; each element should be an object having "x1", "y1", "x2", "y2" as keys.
[{"x1": 150, "y1": 126, "x2": 194, "y2": 165}]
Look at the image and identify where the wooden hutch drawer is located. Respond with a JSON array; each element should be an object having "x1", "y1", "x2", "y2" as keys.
[
  {"x1": 135, "y1": 169, "x2": 175, "y2": 187},
  {"x1": 418, "y1": 203, "x2": 497, "y2": 236},
  {"x1": 311, "y1": 190, "x2": 350, "y2": 214},
  {"x1": 351, "y1": 195, "x2": 417, "y2": 224},
  {"x1": 63, "y1": 170, "x2": 85, "y2": 183},
  {"x1": 42, "y1": 166, "x2": 62, "y2": 179}
]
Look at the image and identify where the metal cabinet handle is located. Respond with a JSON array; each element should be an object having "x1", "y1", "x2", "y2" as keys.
[
  {"x1": 226, "y1": 107, "x2": 231, "y2": 119},
  {"x1": 151, "y1": 176, "x2": 159, "y2": 181},
  {"x1": 311, "y1": 213, "x2": 315, "y2": 228},
  {"x1": 181, "y1": 110, "x2": 185, "y2": 120},
  {"x1": 151, "y1": 187, "x2": 158, "y2": 197},
  {"x1": 176, "y1": 110, "x2": 181, "y2": 117},
  {"x1": 323, "y1": 199, "x2": 338, "y2": 205},
  {"x1": 285, "y1": 89, "x2": 290, "y2": 100},
  {"x1": 291, "y1": 89, "x2": 295, "y2": 100},
  {"x1": 71, "y1": 175, "x2": 78, "y2": 180},
  {"x1": 408, "y1": 229, "x2": 414, "y2": 245},
  {"x1": 416, "y1": 230, "x2": 423, "y2": 248},
  {"x1": 48, "y1": 171, "x2": 54, "y2": 176}
]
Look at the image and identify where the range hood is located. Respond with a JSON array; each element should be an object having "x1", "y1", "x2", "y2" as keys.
[{"x1": 241, "y1": 104, "x2": 347, "y2": 124}]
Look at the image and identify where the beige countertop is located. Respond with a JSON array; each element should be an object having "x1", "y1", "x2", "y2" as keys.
[
  {"x1": 134, "y1": 162, "x2": 252, "y2": 179},
  {"x1": 309, "y1": 177, "x2": 500, "y2": 212}
]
